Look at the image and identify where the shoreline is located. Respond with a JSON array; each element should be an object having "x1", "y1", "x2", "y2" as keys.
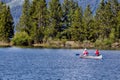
[{"x1": 0, "y1": 41, "x2": 120, "y2": 50}]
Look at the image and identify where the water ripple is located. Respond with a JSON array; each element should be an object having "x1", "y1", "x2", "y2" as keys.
[{"x1": 0, "y1": 47, "x2": 120, "y2": 80}]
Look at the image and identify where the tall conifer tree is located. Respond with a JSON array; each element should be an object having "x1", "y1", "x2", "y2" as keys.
[
  {"x1": 62, "y1": 0, "x2": 70, "y2": 28},
  {"x1": 5, "y1": 6, "x2": 14, "y2": 39},
  {"x1": 104, "y1": 2, "x2": 114, "y2": 38},
  {"x1": 0, "y1": 2, "x2": 14, "y2": 42},
  {"x1": 109, "y1": 0, "x2": 120, "y2": 39},
  {"x1": 30, "y1": 0, "x2": 48, "y2": 43},
  {"x1": 83, "y1": 5, "x2": 94, "y2": 40},
  {"x1": 17, "y1": 0, "x2": 30, "y2": 34},
  {"x1": 70, "y1": 7, "x2": 83, "y2": 41},
  {"x1": 117, "y1": 11, "x2": 120, "y2": 39},
  {"x1": 62, "y1": 0, "x2": 78, "y2": 40},
  {"x1": 96, "y1": 0, "x2": 114, "y2": 39},
  {"x1": 95, "y1": 0, "x2": 106, "y2": 39},
  {"x1": 48, "y1": 0, "x2": 63, "y2": 39}
]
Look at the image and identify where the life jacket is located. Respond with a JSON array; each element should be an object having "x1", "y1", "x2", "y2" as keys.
[
  {"x1": 95, "y1": 50, "x2": 99, "y2": 56},
  {"x1": 83, "y1": 50, "x2": 88, "y2": 55}
]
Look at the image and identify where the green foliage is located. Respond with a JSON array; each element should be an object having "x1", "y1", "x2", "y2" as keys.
[
  {"x1": 104, "y1": 38, "x2": 112, "y2": 47},
  {"x1": 117, "y1": 11, "x2": 120, "y2": 38},
  {"x1": 83, "y1": 5, "x2": 95, "y2": 41},
  {"x1": 62, "y1": 0, "x2": 81, "y2": 40},
  {"x1": 62, "y1": 0, "x2": 70, "y2": 28},
  {"x1": 29, "y1": 0, "x2": 48, "y2": 43},
  {"x1": 63, "y1": 0, "x2": 78, "y2": 27},
  {"x1": 48, "y1": 0, "x2": 63, "y2": 38},
  {"x1": 95, "y1": 39, "x2": 104, "y2": 48},
  {"x1": 95, "y1": 39, "x2": 113, "y2": 48},
  {"x1": 12, "y1": 31, "x2": 30, "y2": 46},
  {"x1": 94, "y1": 39, "x2": 112, "y2": 48},
  {"x1": 70, "y1": 7, "x2": 83, "y2": 41},
  {"x1": 109, "y1": 28, "x2": 115, "y2": 42},
  {"x1": 16, "y1": 0, "x2": 30, "y2": 33},
  {"x1": 13, "y1": 0, "x2": 120, "y2": 47},
  {"x1": 95, "y1": 0, "x2": 116, "y2": 39},
  {"x1": 0, "y1": 2, "x2": 14, "y2": 42}
]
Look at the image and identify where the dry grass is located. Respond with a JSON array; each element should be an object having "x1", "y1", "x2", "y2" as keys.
[
  {"x1": 0, "y1": 41, "x2": 11, "y2": 47},
  {"x1": 32, "y1": 41, "x2": 94, "y2": 48}
]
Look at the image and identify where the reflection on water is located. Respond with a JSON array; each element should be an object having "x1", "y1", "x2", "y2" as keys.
[{"x1": 0, "y1": 47, "x2": 120, "y2": 80}]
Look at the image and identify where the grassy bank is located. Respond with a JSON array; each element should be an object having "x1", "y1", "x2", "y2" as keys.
[
  {"x1": 32, "y1": 41, "x2": 120, "y2": 49},
  {"x1": 0, "y1": 41, "x2": 120, "y2": 50},
  {"x1": 32, "y1": 41, "x2": 94, "y2": 49},
  {"x1": 0, "y1": 42, "x2": 12, "y2": 47}
]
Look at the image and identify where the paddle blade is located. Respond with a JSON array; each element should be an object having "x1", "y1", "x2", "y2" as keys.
[{"x1": 76, "y1": 53, "x2": 80, "y2": 56}]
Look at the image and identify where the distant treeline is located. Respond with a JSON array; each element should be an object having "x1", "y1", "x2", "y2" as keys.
[{"x1": 0, "y1": 0, "x2": 120, "y2": 47}]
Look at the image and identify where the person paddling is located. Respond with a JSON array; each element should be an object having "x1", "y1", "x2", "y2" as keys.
[
  {"x1": 83, "y1": 48, "x2": 89, "y2": 56},
  {"x1": 95, "y1": 49, "x2": 100, "y2": 56}
]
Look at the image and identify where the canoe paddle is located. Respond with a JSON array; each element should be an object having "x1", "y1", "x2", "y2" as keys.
[{"x1": 76, "y1": 53, "x2": 80, "y2": 56}]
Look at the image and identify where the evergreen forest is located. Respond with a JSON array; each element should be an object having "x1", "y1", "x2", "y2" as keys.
[{"x1": 0, "y1": 0, "x2": 120, "y2": 48}]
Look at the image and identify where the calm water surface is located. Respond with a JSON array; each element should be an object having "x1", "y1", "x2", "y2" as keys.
[{"x1": 0, "y1": 47, "x2": 120, "y2": 80}]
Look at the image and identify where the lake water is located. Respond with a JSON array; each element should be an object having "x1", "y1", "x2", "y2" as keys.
[{"x1": 0, "y1": 47, "x2": 120, "y2": 80}]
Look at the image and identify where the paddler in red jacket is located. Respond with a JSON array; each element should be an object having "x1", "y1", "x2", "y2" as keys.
[{"x1": 95, "y1": 49, "x2": 100, "y2": 56}]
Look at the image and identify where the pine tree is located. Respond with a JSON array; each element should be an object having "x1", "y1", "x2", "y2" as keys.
[
  {"x1": 17, "y1": 0, "x2": 30, "y2": 34},
  {"x1": 67, "y1": 0, "x2": 79, "y2": 28},
  {"x1": 30, "y1": 0, "x2": 48, "y2": 43},
  {"x1": 70, "y1": 7, "x2": 83, "y2": 41},
  {"x1": 109, "y1": 0, "x2": 119, "y2": 16},
  {"x1": 0, "y1": 2, "x2": 5, "y2": 41},
  {"x1": 104, "y1": 2, "x2": 114, "y2": 38},
  {"x1": 95, "y1": 0, "x2": 114, "y2": 39},
  {"x1": 95, "y1": 0, "x2": 105, "y2": 39},
  {"x1": 117, "y1": 11, "x2": 120, "y2": 39},
  {"x1": 62, "y1": 0, "x2": 70, "y2": 29},
  {"x1": 0, "y1": 2, "x2": 14, "y2": 42},
  {"x1": 83, "y1": 5, "x2": 94, "y2": 41},
  {"x1": 48, "y1": 0, "x2": 63, "y2": 39},
  {"x1": 62, "y1": 0, "x2": 79, "y2": 40},
  {"x1": 109, "y1": 0, "x2": 120, "y2": 39},
  {"x1": 5, "y1": 6, "x2": 14, "y2": 39}
]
